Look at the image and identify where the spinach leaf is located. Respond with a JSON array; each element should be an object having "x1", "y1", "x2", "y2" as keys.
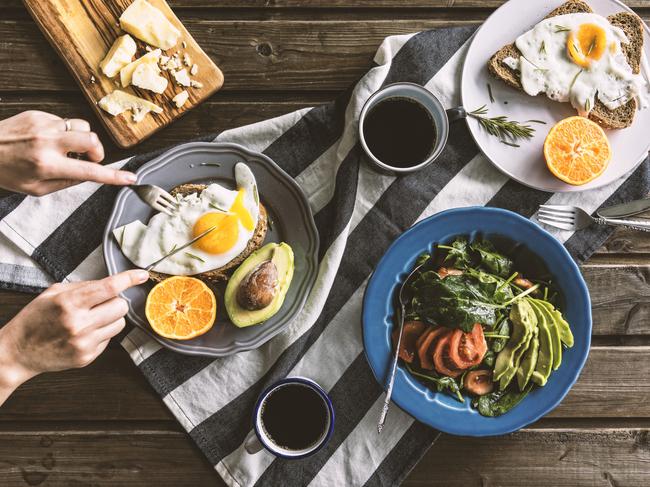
[
  {"x1": 473, "y1": 385, "x2": 532, "y2": 417},
  {"x1": 471, "y1": 240, "x2": 514, "y2": 278},
  {"x1": 406, "y1": 364, "x2": 464, "y2": 402},
  {"x1": 481, "y1": 350, "x2": 496, "y2": 368},
  {"x1": 490, "y1": 318, "x2": 511, "y2": 353},
  {"x1": 439, "y1": 238, "x2": 472, "y2": 270},
  {"x1": 415, "y1": 252, "x2": 431, "y2": 267},
  {"x1": 410, "y1": 272, "x2": 502, "y2": 331}
]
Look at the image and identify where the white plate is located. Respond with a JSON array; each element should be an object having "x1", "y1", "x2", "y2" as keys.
[{"x1": 461, "y1": 0, "x2": 650, "y2": 192}]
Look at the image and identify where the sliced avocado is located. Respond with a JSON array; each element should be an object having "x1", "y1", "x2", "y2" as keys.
[
  {"x1": 531, "y1": 300, "x2": 562, "y2": 371},
  {"x1": 531, "y1": 300, "x2": 554, "y2": 387},
  {"x1": 516, "y1": 327, "x2": 539, "y2": 391},
  {"x1": 535, "y1": 300, "x2": 574, "y2": 347},
  {"x1": 225, "y1": 242, "x2": 294, "y2": 327},
  {"x1": 494, "y1": 300, "x2": 537, "y2": 390}
]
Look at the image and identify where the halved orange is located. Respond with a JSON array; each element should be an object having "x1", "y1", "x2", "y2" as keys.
[
  {"x1": 544, "y1": 116, "x2": 611, "y2": 186},
  {"x1": 145, "y1": 276, "x2": 216, "y2": 340}
]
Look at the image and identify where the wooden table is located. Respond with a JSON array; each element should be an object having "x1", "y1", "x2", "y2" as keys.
[{"x1": 1, "y1": 1, "x2": 650, "y2": 485}]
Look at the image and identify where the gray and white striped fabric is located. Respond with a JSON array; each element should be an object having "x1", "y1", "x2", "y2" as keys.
[{"x1": 1, "y1": 27, "x2": 649, "y2": 486}]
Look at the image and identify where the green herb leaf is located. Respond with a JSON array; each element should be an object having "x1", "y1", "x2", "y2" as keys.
[
  {"x1": 487, "y1": 83, "x2": 495, "y2": 103},
  {"x1": 555, "y1": 25, "x2": 571, "y2": 33},
  {"x1": 405, "y1": 364, "x2": 464, "y2": 403},
  {"x1": 539, "y1": 41, "x2": 546, "y2": 54},
  {"x1": 438, "y1": 238, "x2": 472, "y2": 269},
  {"x1": 473, "y1": 385, "x2": 532, "y2": 417},
  {"x1": 468, "y1": 106, "x2": 535, "y2": 142},
  {"x1": 184, "y1": 252, "x2": 205, "y2": 263},
  {"x1": 470, "y1": 240, "x2": 513, "y2": 278},
  {"x1": 490, "y1": 318, "x2": 511, "y2": 353},
  {"x1": 209, "y1": 202, "x2": 228, "y2": 212}
]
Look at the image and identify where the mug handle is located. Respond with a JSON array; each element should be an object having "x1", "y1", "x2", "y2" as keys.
[
  {"x1": 244, "y1": 430, "x2": 264, "y2": 454},
  {"x1": 446, "y1": 107, "x2": 467, "y2": 123}
]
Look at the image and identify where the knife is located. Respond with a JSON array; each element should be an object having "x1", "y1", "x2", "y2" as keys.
[{"x1": 597, "y1": 198, "x2": 650, "y2": 219}]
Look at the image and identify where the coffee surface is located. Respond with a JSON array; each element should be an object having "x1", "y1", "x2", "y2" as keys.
[
  {"x1": 261, "y1": 383, "x2": 328, "y2": 451},
  {"x1": 363, "y1": 97, "x2": 436, "y2": 168}
]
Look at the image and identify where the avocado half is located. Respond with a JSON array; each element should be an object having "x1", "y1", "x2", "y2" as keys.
[{"x1": 225, "y1": 242, "x2": 295, "y2": 327}]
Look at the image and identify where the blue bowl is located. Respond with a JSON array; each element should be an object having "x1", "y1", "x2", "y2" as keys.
[{"x1": 362, "y1": 207, "x2": 591, "y2": 436}]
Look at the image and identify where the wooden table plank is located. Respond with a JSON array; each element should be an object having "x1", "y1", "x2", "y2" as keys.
[
  {"x1": 0, "y1": 426, "x2": 648, "y2": 486},
  {"x1": 0, "y1": 345, "x2": 647, "y2": 421}
]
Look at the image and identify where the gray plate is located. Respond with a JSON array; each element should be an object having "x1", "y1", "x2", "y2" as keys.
[{"x1": 103, "y1": 142, "x2": 319, "y2": 357}]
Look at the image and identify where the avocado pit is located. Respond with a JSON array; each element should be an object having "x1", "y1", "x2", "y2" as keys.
[{"x1": 237, "y1": 260, "x2": 279, "y2": 311}]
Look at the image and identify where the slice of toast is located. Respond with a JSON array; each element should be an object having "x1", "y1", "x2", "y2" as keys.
[
  {"x1": 487, "y1": 0, "x2": 644, "y2": 129},
  {"x1": 149, "y1": 183, "x2": 269, "y2": 284}
]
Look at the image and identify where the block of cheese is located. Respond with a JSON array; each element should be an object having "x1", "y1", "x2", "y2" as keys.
[
  {"x1": 98, "y1": 90, "x2": 163, "y2": 122},
  {"x1": 119, "y1": 0, "x2": 181, "y2": 50},
  {"x1": 172, "y1": 90, "x2": 189, "y2": 108},
  {"x1": 132, "y1": 62, "x2": 168, "y2": 94},
  {"x1": 120, "y1": 49, "x2": 161, "y2": 88},
  {"x1": 100, "y1": 34, "x2": 137, "y2": 78}
]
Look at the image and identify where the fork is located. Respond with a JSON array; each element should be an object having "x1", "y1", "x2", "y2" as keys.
[
  {"x1": 131, "y1": 184, "x2": 179, "y2": 216},
  {"x1": 538, "y1": 205, "x2": 650, "y2": 232}
]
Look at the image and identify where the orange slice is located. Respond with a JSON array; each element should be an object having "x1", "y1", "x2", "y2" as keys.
[
  {"x1": 544, "y1": 116, "x2": 611, "y2": 186},
  {"x1": 145, "y1": 276, "x2": 216, "y2": 340}
]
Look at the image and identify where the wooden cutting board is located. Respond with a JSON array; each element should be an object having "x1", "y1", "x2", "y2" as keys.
[{"x1": 22, "y1": 0, "x2": 224, "y2": 148}]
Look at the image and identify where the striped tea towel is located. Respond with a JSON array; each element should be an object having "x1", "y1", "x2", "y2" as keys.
[{"x1": 2, "y1": 27, "x2": 649, "y2": 487}]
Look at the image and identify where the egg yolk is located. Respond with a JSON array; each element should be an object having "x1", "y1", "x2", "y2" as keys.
[
  {"x1": 567, "y1": 23, "x2": 607, "y2": 68},
  {"x1": 191, "y1": 189, "x2": 255, "y2": 255}
]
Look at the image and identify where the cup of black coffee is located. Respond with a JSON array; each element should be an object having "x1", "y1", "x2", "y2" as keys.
[
  {"x1": 359, "y1": 82, "x2": 466, "y2": 175},
  {"x1": 244, "y1": 377, "x2": 334, "y2": 459}
]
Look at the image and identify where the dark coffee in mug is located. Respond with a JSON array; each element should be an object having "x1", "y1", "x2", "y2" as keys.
[
  {"x1": 260, "y1": 383, "x2": 328, "y2": 451},
  {"x1": 362, "y1": 96, "x2": 437, "y2": 168}
]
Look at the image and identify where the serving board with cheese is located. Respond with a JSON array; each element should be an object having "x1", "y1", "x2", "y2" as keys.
[{"x1": 23, "y1": 0, "x2": 224, "y2": 148}]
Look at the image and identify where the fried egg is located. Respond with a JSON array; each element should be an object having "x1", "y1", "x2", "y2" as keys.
[
  {"x1": 503, "y1": 13, "x2": 649, "y2": 117},
  {"x1": 114, "y1": 163, "x2": 260, "y2": 275}
]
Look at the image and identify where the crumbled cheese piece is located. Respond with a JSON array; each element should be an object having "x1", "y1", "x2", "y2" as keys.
[
  {"x1": 119, "y1": 0, "x2": 180, "y2": 50},
  {"x1": 98, "y1": 90, "x2": 163, "y2": 123},
  {"x1": 183, "y1": 53, "x2": 192, "y2": 66},
  {"x1": 172, "y1": 90, "x2": 189, "y2": 108},
  {"x1": 132, "y1": 62, "x2": 168, "y2": 94},
  {"x1": 173, "y1": 68, "x2": 191, "y2": 87},
  {"x1": 99, "y1": 34, "x2": 137, "y2": 78},
  {"x1": 90, "y1": 75, "x2": 96, "y2": 84},
  {"x1": 145, "y1": 45, "x2": 152, "y2": 52},
  {"x1": 182, "y1": 41, "x2": 187, "y2": 49},
  {"x1": 190, "y1": 63, "x2": 198, "y2": 76},
  {"x1": 190, "y1": 80, "x2": 203, "y2": 89},
  {"x1": 120, "y1": 49, "x2": 161, "y2": 87}
]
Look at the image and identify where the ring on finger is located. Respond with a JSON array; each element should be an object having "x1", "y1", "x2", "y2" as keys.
[{"x1": 63, "y1": 118, "x2": 72, "y2": 132}]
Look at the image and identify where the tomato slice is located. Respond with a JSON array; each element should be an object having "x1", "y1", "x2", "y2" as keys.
[
  {"x1": 463, "y1": 370, "x2": 494, "y2": 396},
  {"x1": 415, "y1": 326, "x2": 435, "y2": 351},
  {"x1": 392, "y1": 321, "x2": 427, "y2": 364},
  {"x1": 417, "y1": 327, "x2": 447, "y2": 370},
  {"x1": 448, "y1": 324, "x2": 487, "y2": 369},
  {"x1": 433, "y1": 331, "x2": 462, "y2": 378}
]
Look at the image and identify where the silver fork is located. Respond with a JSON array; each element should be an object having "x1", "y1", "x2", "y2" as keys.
[
  {"x1": 131, "y1": 184, "x2": 179, "y2": 216},
  {"x1": 538, "y1": 205, "x2": 650, "y2": 232}
]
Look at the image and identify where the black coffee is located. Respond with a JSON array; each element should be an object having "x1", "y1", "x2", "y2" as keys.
[
  {"x1": 260, "y1": 383, "x2": 328, "y2": 451},
  {"x1": 363, "y1": 97, "x2": 437, "y2": 168}
]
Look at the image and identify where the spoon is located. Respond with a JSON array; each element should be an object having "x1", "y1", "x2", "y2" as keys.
[{"x1": 377, "y1": 257, "x2": 431, "y2": 434}]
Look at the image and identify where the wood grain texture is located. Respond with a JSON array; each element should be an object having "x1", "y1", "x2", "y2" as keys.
[
  {"x1": 22, "y1": 0, "x2": 224, "y2": 148},
  {"x1": 0, "y1": 426, "x2": 648, "y2": 486},
  {"x1": 1, "y1": 346, "x2": 649, "y2": 422}
]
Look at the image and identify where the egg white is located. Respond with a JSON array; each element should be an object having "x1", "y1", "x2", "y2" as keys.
[
  {"x1": 503, "y1": 13, "x2": 649, "y2": 116},
  {"x1": 114, "y1": 163, "x2": 260, "y2": 275}
]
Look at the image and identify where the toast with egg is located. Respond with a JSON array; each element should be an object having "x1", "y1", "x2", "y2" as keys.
[
  {"x1": 149, "y1": 183, "x2": 269, "y2": 284},
  {"x1": 487, "y1": 0, "x2": 644, "y2": 129}
]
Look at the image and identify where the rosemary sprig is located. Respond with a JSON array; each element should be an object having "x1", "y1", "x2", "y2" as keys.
[
  {"x1": 569, "y1": 69, "x2": 583, "y2": 89},
  {"x1": 209, "y1": 202, "x2": 228, "y2": 212},
  {"x1": 487, "y1": 82, "x2": 495, "y2": 103},
  {"x1": 468, "y1": 105, "x2": 535, "y2": 142},
  {"x1": 185, "y1": 252, "x2": 205, "y2": 263},
  {"x1": 168, "y1": 244, "x2": 178, "y2": 254},
  {"x1": 555, "y1": 25, "x2": 571, "y2": 33},
  {"x1": 501, "y1": 140, "x2": 520, "y2": 148},
  {"x1": 584, "y1": 97, "x2": 591, "y2": 112},
  {"x1": 539, "y1": 41, "x2": 546, "y2": 55},
  {"x1": 253, "y1": 186, "x2": 260, "y2": 206},
  {"x1": 525, "y1": 119, "x2": 547, "y2": 125}
]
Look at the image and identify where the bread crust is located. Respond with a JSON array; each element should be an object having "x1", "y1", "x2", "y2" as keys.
[
  {"x1": 487, "y1": 1, "x2": 643, "y2": 129},
  {"x1": 149, "y1": 183, "x2": 269, "y2": 284}
]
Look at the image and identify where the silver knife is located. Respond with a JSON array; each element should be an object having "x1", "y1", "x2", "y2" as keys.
[
  {"x1": 145, "y1": 225, "x2": 218, "y2": 271},
  {"x1": 598, "y1": 199, "x2": 650, "y2": 219}
]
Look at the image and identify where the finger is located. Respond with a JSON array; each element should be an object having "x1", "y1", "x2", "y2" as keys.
[
  {"x1": 46, "y1": 155, "x2": 137, "y2": 186},
  {"x1": 57, "y1": 131, "x2": 104, "y2": 162},
  {"x1": 74, "y1": 270, "x2": 149, "y2": 308},
  {"x1": 87, "y1": 318, "x2": 127, "y2": 344},
  {"x1": 87, "y1": 297, "x2": 129, "y2": 328},
  {"x1": 41, "y1": 280, "x2": 91, "y2": 297}
]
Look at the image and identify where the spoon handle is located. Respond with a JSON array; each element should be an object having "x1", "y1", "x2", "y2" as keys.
[{"x1": 378, "y1": 303, "x2": 405, "y2": 434}]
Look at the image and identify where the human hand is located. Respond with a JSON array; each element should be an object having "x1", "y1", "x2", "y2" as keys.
[
  {"x1": 0, "y1": 110, "x2": 136, "y2": 196},
  {"x1": 0, "y1": 270, "x2": 148, "y2": 404}
]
